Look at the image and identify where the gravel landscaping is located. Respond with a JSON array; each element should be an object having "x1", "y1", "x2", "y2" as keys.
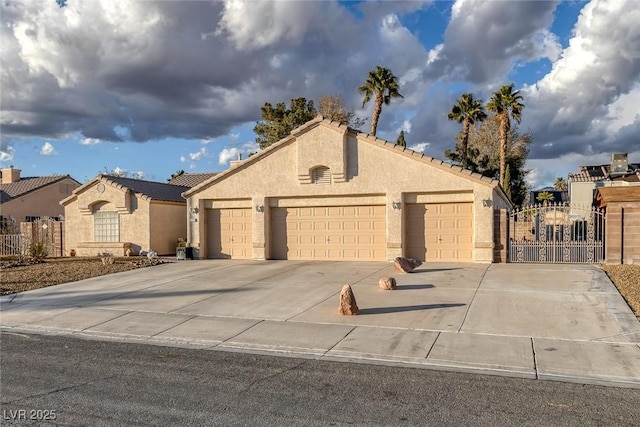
[
  {"x1": 1, "y1": 257, "x2": 638, "y2": 318},
  {"x1": 0, "y1": 256, "x2": 167, "y2": 295}
]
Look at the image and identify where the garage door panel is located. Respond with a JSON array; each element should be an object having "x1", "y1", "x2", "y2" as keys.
[
  {"x1": 406, "y1": 202, "x2": 473, "y2": 262},
  {"x1": 271, "y1": 205, "x2": 386, "y2": 261},
  {"x1": 207, "y1": 208, "x2": 251, "y2": 259}
]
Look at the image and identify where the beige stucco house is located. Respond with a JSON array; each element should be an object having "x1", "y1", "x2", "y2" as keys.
[
  {"x1": 184, "y1": 117, "x2": 511, "y2": 263},
  {"x1": 0, "y1": 166, "x2": 80, "y2": 229},
  {"x1": 61, "y1": 175, "x2": 193, "y2": 257}
]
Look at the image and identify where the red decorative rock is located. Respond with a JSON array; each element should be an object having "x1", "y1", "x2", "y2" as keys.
[
  {"x1": 379, "y1": 277, "x2": 397, "y2": 290},
  {"x1": 394, "y1": 257, "x2": 422, "y2": 273},
  {"x1": 338, "y1": 284, "x2": 360, "y2": 315}
]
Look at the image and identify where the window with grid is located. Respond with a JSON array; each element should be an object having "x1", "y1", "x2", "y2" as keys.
[
  {"x1": 312, "y1": 166, "x2": 331, "y2": 184},
  {"x1": 94, "y1": 211, "x2": 119, "y2": 242}
]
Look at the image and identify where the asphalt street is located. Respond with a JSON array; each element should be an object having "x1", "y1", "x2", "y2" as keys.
[{"x1": 1, "y1": 333, "x2": 639, "y2": 426}]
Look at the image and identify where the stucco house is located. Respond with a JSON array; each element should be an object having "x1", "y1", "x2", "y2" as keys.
[
  {"x1": 183, "y1": 116, "x2": 511, "y2": 263},
  {"x1": 0, "y1": 166, "x2": 80, "y2": 230},
  {"x1": 568, "y1": 153, "x2": 640, "y2": 207},
  {"x1": 61, "y1": 175, "x2": 195, "y2": 257}
]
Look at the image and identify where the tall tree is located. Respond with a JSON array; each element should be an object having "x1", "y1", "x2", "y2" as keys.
[
  {"x1": 358, "y1": 66, "x2": 403, "y2": 136},
  {"x1": 447, "y1": 93, "x2": 487, "y2": 169},
  {"x1": 444, "y1": 116, "x2": 532, "y2": 207},
  {"x1": 318, "y1": 95, "x2": 366, "y2": 129},
  {"x1": 486, "y1": 83, "x2": 524, "y2": 192},
  {"x1": 554, "y1": 177, "x2": 567, "y2": 191},
  {"x1": 396, "y1": 130, "x2": 407, "y2": 147},
  {"x1": 254, "y1": 98, "x2": 317, "y2": 149}
]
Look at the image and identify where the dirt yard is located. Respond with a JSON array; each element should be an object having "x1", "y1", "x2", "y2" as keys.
[
  {"x1": 0, "y1": 256, "x2": 166, "y2": 295},
  {"x1": 1, "y1": 257, "x2": 638, "y2": 318}
]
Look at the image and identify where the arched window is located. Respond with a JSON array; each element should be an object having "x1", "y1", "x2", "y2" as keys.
[
  {"x1": 93, "y1": 202, "x2": 119, "y2": 242},
  {"x1": 312, "y1": 166, "x2": 331, "y2": 185}
]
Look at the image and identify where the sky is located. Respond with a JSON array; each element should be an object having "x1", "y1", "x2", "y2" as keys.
[{"x1": 1, "y1": 0, "x2": 639, "y2": 187}]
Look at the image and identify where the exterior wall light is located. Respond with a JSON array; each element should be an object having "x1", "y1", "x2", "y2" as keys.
[
  {"x1": 392, "y1": 201, "x2": 402, "y2": 210},
  {"x1": 482, "y1": 199, "x2": 493, "y2": 207},
  {"x1": 255, "y1": 205, "x2": 265, "y2": 213}
]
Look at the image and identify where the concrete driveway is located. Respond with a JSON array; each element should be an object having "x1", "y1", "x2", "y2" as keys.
[{"x1": 2, "y1": 260, "x2": 639, "y2": 388}]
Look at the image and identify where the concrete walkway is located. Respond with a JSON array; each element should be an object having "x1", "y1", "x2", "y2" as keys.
[{"x1": 2, "y1": 260, "x2": 639, "y2": 388}]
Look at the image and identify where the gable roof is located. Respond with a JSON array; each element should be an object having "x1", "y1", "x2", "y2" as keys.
[
  {"x1": 0, "y1": 175, "x2": 79, "y2": 203},
  {"x1": 63, "y1": 175, "x2": 189, "y2": 205},
  {"x1": 168, "y1": 172, "x2": 218, "y2": 187},
  {"x1": 184, "y1": 116, "x2": 503, "y2": 198},
  {"x1": 102, "y1": 175, "x2": 189, "y2": 203}
]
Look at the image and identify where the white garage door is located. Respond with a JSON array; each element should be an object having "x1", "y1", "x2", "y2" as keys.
[
  {"x1": 406, "y1": 202, "x2": 473, "y2": 262},
  {"x1": 206, "y1": 208, "x2": 251, "y2": 259},
  {"x1": 271, "y1": 205, "x2": 386, "y2": 261}
]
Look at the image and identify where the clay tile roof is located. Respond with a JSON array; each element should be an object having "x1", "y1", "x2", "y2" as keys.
[
  {"x1": 103, "y1": 176, "x2": 189, "y2": 203},
  {"x1": 168, "y1": 172, "x2": 218, "y2": 187},
  {"x1": 0, "y1": 175, "x2": 78, "y2": 203},
  {"x1": 569, "y1": 163, "x2": 640, "y2": 182}
]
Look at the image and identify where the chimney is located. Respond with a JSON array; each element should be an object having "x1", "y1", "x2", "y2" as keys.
[
  {"x1": 1, "y1": 166, "x2": 21, "y2": 184},
  {"x1": 610, "y1": 153, "x2": 629, "y2": 176}
]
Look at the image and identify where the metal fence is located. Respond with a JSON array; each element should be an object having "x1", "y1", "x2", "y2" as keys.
[{"x1": 508, "y1": 203, "x2": 605, "y2": 263}]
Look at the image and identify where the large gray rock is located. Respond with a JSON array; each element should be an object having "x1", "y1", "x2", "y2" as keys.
[
  {"x1": 379, "y1": 277, "x2": 397, "y2": 290},
  {"x1": 338, "y1": 284, "x2": 360, "y2": 315},
  {"x1": 394, "y1": 257, "x2": 422, "y2": 273}
]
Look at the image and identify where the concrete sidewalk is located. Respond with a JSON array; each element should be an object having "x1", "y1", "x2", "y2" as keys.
[{"x1": 2, "y1": 260, "x2": 639, "y2": 388}]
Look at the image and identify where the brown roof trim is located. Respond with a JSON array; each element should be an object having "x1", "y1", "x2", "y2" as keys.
[{"x1": 596, "y1": 186, "x2": 640, "y2": 204}]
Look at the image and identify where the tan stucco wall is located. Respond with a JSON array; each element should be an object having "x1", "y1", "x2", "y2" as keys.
[
  {"x1": 149, "y1": 202, "x2": 188, "y2": 255},
  {"x1": 62, "y1": 180, "x2": 187, "y2": 256},
  {"x1": 187, "y1": 122, "x2": 502, "y2": 262},
  {"x1": 0, "y1": 178, "x2": 79, "y2": 222}
]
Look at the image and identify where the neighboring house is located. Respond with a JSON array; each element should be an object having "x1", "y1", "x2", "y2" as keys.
[
  {"x1": 184, "y1": 116, "x2": 512, "y2": 263},
  {"x1": 595, "y1": 186, "x2": 640, "y2": 264},
  {"x1": 568, "y1": 153, "x2": 640, "y2": 208},
  {"x1": 168, "y1": 172, "x2": 218, "y2": 187},
  {"x1": 0, "y1": 166, "x2": 80, "y2": 230},
  {"x1": 61, "y1": 175, "x2": 193, "y2": 256}
]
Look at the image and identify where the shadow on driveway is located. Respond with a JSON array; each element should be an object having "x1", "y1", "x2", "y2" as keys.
[{"x1": 359, "y1": 303, "x2": 465, "y2": 315}]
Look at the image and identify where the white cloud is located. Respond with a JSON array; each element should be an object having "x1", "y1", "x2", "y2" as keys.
[
  {"x1": 216, "y1": 0, "x2": 320, "y2": 50},
  {"x1": 0, "y1": 145, "x2": 15, "y2": 162},
  {"x1": 39, "y1": 142, "x2": 56, "y2": 156},
  {"x1": 408, "y1": 142, "x2": 429, "y2": 153},
  {"x1": 189, "y1": 147, "x2": 207, "y2": 161},
  {"x1": 112, "y1": 166, "x2": 126, "y2": 176},
  {"x1": 218, "y1": 140, "x2": 260, "y2": 165},
  {"x1": 81, "y1": 137, "x2": 101, "y2": 145},
  {"x1": 522, "y1": 0, "x2": 640, "y2": 159},
  {"x1": 428, "y1": 0, "x2": 559, "y2": 84},
  {"x1": 218, "y1": 147, "x2": 241, "y2": 165}
]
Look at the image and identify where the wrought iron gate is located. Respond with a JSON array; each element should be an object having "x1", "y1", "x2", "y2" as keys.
[{"x1": 508, "y1": 203, "x2": 605, "y2": 263}]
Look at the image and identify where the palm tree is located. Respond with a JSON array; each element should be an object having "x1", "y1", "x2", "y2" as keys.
[
  {"x1": 554, "y1": 177, "x2": 567, "y2": 192},
  {"x1": 536, "y1": 191, "x2": 555, "y2": 206},
  {"x1": 359, "y1": 66, "x2": 403, "y2": 136},
  {"x1": 447, "y1": 93, "x2": 487, "y2": 169},
  {"x1": 486, "y1": 83, "x2": 524, "y2": 191}
]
